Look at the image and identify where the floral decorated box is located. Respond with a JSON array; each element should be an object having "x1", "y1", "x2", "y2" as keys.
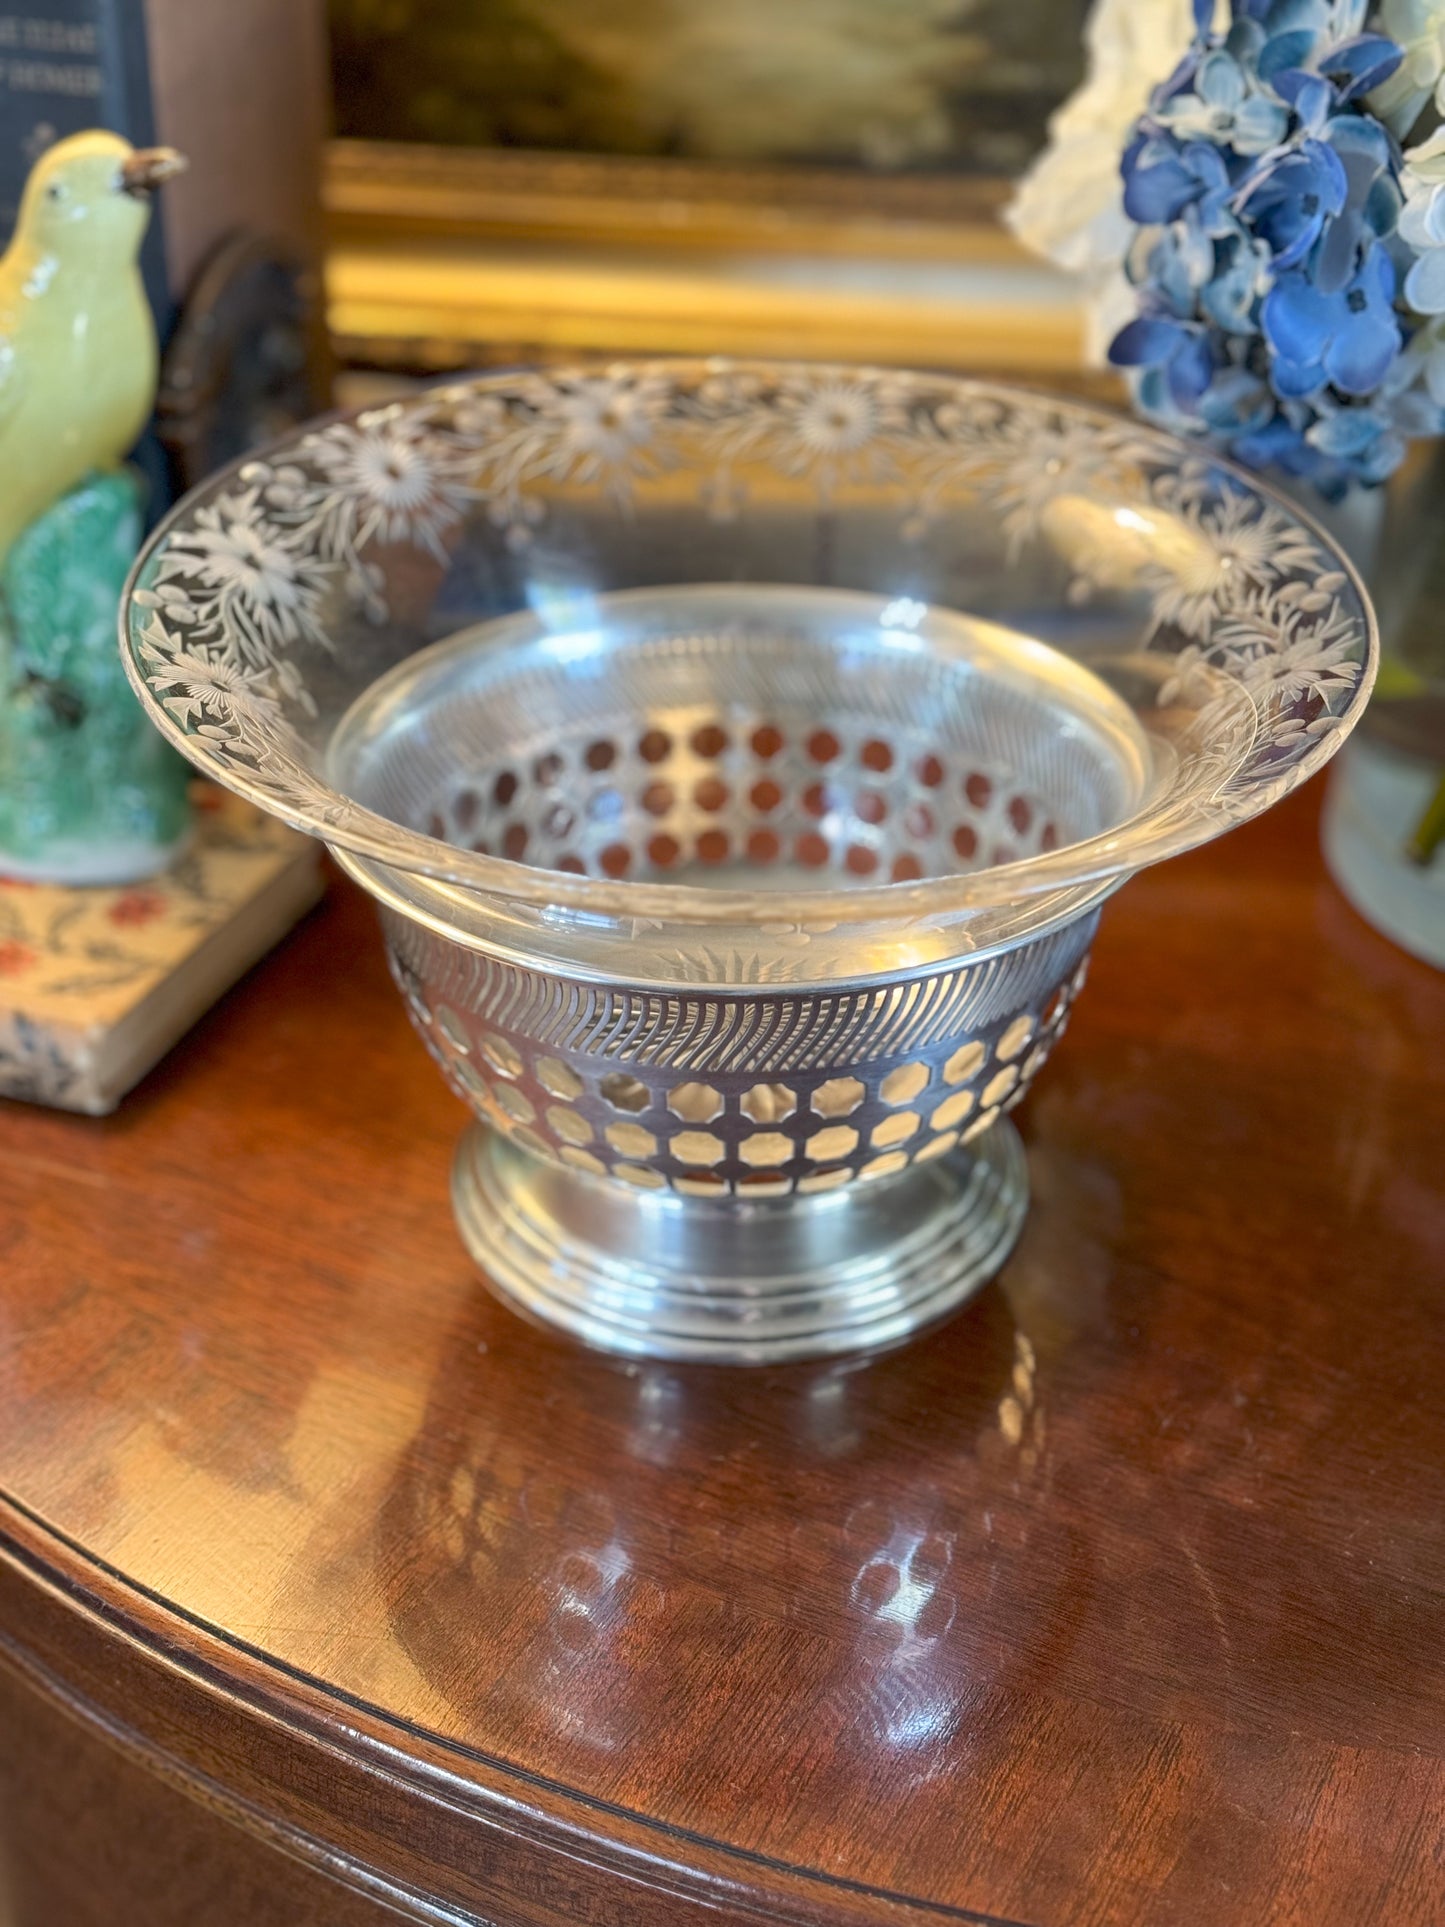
[{"x1": 0, "y1": 786, "x2": 322, "y2": 1114}]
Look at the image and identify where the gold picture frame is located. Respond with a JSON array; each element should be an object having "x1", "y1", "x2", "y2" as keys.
[{"x1": 322, "y1": 140, "x2": 1085, "y2": 377}]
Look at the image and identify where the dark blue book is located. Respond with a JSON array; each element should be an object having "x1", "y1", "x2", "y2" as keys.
[{"x1": 0, "y1": 2, "x2": 169, "y2": 318}]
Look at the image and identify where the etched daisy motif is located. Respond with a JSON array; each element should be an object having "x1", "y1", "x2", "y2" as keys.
[
  {"x1": 301, "y1": 411, "x2": 479, "y2": 562},
  {"x1": 1143, "y1": 490, "x2": 1325, "y2": 638},
  {"x1": 454, "y1": 370, "x2": 674, "y2": 542},
  {"x1": 133, "y1": 629, "x2": 312, "y2": 793},
  {"x1": 151, "y1": 485, "x2": 333, "y2": 668},
  {"x1": 774, "y1": 370, "x2": 914, "y2": 487},
  {"x1": 538, "y1": 373, "x2": 667, "y2": 476},
  {"x1": 951, "y1": 408, "x2": 1153, "y2": 553},
  {"x1": 1187, "y1": 589, "x2": 1363, "y2": 769},
  {"x1": 1214, "y1": 589, "x2": 1361, "y2": 693},
  {"x1": 774, "y1": 375, "x2": 885, "y2": 463},
  {"x1": 134, "y1": 625, "x2": 287, "y2": 740},
  {"x1": 693, "y1": 367, "x2": 913, "y2": 501},
  {"x1": 1234, "y1": 613, "x2": 1361, "y2": 708},
  {"x1": 120, "y1": 367, "x2": 1372, "y2": 888},
  {"x1": 441, "y1": 389, "x2": 508, "y2": 440}
]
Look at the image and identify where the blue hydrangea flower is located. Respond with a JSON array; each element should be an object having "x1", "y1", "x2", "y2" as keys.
[
  {"x1": 1305, "y1": 395, "x2": 1408, "y2": 478},
  {"x1": 1262, "y1": 244, "x2": 1401, "y2": 392},
  {"x1": 1106, "y1": 0, "x2": 1445, "y2": 495},
  {"x1": 1202, "y1": 231, "x2": 1276, "y2": 329},
  {"x1": 1234, "y1": 140, "x2": 1348, "y2": 270},
  {"x1": 1121, "y1": 132, "x2": 1238, "y2": 227},
  {"x1": 1155, "y1": 49, "x2": 1291, "y2": 151},
  {"x1": 1111, "y1": 312, "x2": 1218, "y2": 409},
  {"x1": 1196, "y1": 362, "x2": 1279, "y2": 435}
]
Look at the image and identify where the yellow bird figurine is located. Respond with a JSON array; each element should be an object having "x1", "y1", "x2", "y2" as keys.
[{"x1": 0, "y1": 130, "x2": 185, "y2": 569}]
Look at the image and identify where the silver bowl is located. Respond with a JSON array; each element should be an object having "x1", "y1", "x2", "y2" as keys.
[{"x1": 121, "y1": 361, "x2": 1376, "y2": 1361}]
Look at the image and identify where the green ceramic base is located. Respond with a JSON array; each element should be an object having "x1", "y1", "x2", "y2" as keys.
[{"x1": 0, "y1": 469, "x2": 190, "y2": 881}]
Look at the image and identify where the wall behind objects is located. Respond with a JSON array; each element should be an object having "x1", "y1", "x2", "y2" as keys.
[
  {"x1": 0, "y1": 1, "x2": 326, "y2": 315},
  {"x1": 143, "y1": 0, "x2": 328, "y2": 307}
]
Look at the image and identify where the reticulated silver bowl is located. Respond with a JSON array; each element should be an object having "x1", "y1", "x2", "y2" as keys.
[{"x1": 120, "y1": 361, "x2": 1376, "y2": 1362}]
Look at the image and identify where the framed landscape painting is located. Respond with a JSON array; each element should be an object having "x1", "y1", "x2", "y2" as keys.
[{"x1": 324, "y1": 0, "x2": 1088, "y2": 375}]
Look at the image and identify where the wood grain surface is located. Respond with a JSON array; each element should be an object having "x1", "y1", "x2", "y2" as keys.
[{"x1": 0, "y1": 778, "x2": 1440, "y2": 1927}]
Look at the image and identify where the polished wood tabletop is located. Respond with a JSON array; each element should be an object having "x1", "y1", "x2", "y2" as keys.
[{"x1": 0, "y1": 778, "x2": 1441, "y2": 1927}]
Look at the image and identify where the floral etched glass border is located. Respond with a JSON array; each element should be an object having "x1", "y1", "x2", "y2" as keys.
[{"x1": 121, "y1": 361, "x2": 1376, "y2": 926}]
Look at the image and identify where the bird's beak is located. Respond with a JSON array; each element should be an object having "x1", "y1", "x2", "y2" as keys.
[{"x1": 119, "y1": 147, "x2": 187, "y2": 197}]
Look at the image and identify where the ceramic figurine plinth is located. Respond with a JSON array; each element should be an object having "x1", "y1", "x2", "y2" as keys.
[
  {"x1": 0, "y1": 471, "x2": 191, "y2": 883},
  {"x1": 0, "y1": 786, "x2": 322, "y2": 1113}
]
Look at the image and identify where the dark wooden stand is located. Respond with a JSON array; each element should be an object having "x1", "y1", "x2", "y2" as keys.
[{"x1": 0, "y1": 780, "x2": 1441, "y2": 1927}]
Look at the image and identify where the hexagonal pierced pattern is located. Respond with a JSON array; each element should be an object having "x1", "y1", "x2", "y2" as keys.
[
  {"x1": 676, "y1": 1172, "x2": 727, "y2": 1198},
  {"x1": 480, "y1": 1033, "x2": 523, "y2": 1078},
  {"x1": 809, "y1": 1124, "x2": 860, "y2": 1161},
  {"x1": 673, "y1": 1129, "x2": 726, "y2": 1166},
  {"x1": 931, "y1": 1089, "x2": 976, "y2": 1132},
  {"x1": 982, "y1": 1065, "x2": 1021, "y2": 1108},
  {"x1": 547, "y1": 1106, "x2": 593, "y2": 1146},
  {"x1": 494, "y1": 1084, "x2": 535, "y2": 1125},
  {"x1": 605, "y1": 1121, "x2": 658, "y2": 1158},
  {"x1": 916, "y1": 1131, "x2": 959, "y2": 1161},
  {"x1": 997, "y1": 1015, "x2": 1035, "y2": 1061},
  {"x1": 879, "y1": 1062, "x2": 929, "y2": 1106},
  {"x1": 812, "y1": 1077, "x2": 865, "y2": 1118},
  {"x1": 614, "y1": 1161, "x2": 665, "y2": 1189},
  {"x1": 741, "y1": 1082, "x2": 796, "y2": 1124},
  {"x1": 454, "y1": 1059, "x2": 488, "y2": 1103},
  {"x1": 669, "y1": 1082, "x2": 724, "y2": 1123},
  {"x1": 387, "y1": 910, "x2": 1091, "y2": 1198},
  {"x1": 943, "y1": 1042, "x2": 986, "y2": 1086},
  {"x1": 600, "y1": 1072, "x2": 649, "y2": 1112},
  {"x1": 536, "y1": 1056, "x2": 584, "y2": 1099},
  {"x1": 560, "y1": 1145, "x2": 606, "y2": 1175},
  {"x1": 798, "y1": 1166, "x2": 853, "y2": 1194},
  {"x1": 434, "y1": 1005, "x2": 469, "y2": 1053},
  {"x1": 740, "y1": 1131, "x2": 793, "y2": 1167},
  {"x1": 872, "y1": 1111, "x2": 921, "y2": 1150}
]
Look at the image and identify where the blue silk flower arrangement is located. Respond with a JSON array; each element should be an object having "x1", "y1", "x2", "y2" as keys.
[{"x1": 1107, "y1": 0, "x2": 1445, "y2": 499}]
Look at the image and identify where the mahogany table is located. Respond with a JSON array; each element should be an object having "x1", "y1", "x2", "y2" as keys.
[{"x1": 0, "y1": 779, "x2": 1441, "y2": 1927}]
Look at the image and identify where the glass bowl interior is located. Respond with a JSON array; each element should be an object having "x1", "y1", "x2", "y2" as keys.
[
  {"x1": 121, "y1": 360, "x2": 1376, "y2": 973},
  {"x1": 327, "y1": 585, "x2": 1157, "y2": 897}
]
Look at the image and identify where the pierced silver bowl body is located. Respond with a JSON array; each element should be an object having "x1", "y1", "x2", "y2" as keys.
[{"x1": 121, "y1": 362, "x2": 1377, "y2": 1361}]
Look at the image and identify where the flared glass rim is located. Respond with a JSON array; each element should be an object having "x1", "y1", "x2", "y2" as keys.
[{"x1": 120, "y1": 360, "x2": 1377, "y2": 929}]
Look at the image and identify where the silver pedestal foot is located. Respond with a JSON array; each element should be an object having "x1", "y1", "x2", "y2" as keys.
[{"x1": 452, "y1": 1120, "x2": 1029, "y2": 1364}]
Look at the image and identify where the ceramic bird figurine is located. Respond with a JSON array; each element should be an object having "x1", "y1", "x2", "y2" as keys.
[
  {"x1": 0, "y1": 131, "x2": 191, "y2": 882},
  {"x1": 0, "y1": 131, "x2": 185, "y2": 567}
]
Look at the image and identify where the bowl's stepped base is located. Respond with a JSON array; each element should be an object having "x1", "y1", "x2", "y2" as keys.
[{"x1": 453, "y1": 1120, "x2": 1028, "y2": 1364}]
